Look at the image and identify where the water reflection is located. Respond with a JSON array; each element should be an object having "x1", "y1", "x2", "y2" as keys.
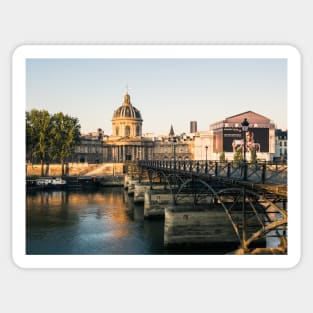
[
  {"x1": 26, "y1": 188, "x2": 164, "y2": 255},
  {"x1": 26, "y1": 188, "x2": 241, "y2": 255}
]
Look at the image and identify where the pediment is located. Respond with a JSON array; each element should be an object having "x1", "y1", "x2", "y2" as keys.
[{"x1": 225, "y1": 111, "x2": 270, "y2": 124}]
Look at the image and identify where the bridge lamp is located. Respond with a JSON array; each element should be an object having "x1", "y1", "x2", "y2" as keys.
[{"x1": 241, "y1": 118, "x2": 249, "y2": 180}]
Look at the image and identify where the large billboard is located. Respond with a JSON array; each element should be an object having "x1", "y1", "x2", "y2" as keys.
[{"x1": 222, "y1": 127, "x2": 269, "y2": 153}]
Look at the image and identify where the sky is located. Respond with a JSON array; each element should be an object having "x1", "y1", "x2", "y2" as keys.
[{"x1": 26, "y1": 58, "x2": 287, "y2": 135}]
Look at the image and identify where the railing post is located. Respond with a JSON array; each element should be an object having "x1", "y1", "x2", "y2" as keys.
[
  {"x1": 227, "y1": 162, "x2": 231, "y2": 177},
  {"x1": 196, "y1": 161, "x2": 200, "y2": 173},
  {"x1": 215, "y1": 161, "x2": 218, "y2": 176},
  {"x1": 243, "y1": 161, "x2": 248, "y2": 181},
  {"x1": 262, "y1": 163, "x2": 266, "y2": 183}
]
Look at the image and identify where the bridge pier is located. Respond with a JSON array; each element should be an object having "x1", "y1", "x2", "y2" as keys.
[
  {"x1": 134, "y1": 182, "x2": 168, "y2": 203},
  {"x1": 126, "y1": 177, "x2": 140, "y2": 195},
  {"x1": 143, "y1": 189, "x2": 214, "y2": 218},
  {"x1": 164, "y1": 205, "x2": 240, "y2": 248},
  {"x1": 144, "y1": 189, "x2": 173, "y2": 218}
]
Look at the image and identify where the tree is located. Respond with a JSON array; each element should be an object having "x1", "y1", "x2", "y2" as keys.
[
  {"x1": 50, "y1": 113, "x2": 81, "y2": 176},
  {"x1": 26, "y1": 109, "x2": 51, "y2": 176},
  {"x1": 219, "y1": 151, "x2": 226, "y2": 162},
  {"x1": 233, "y1": 148, "x2": 243, "y2": 162},
  {"x1": 250, "y1": 148, "x2": 257, "y2": 163}
]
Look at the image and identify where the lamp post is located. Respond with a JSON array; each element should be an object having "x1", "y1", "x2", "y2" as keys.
[
  {"x1": 173, "y1": 138, "x2": 177, "y2": 170},
  {"x1": 241, "y1": 118, "x2": 249, "y2": 180},
  {"x1": 205, "y1": 145, "x2": 208, "y2": 173}
]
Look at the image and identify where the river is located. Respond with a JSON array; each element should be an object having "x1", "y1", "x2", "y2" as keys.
[
  {"x1": 27, "y1": 187, "x2": 280, "y2": 255},
  {"x1": 26, "y1": 187, "x2": 166, "y2": 255}
]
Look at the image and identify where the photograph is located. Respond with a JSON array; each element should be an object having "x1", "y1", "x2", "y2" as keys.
[{"x1": 12, "y1": 45, "x2": 300, "y2": 268}]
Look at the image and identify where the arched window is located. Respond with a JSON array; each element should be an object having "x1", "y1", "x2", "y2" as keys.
[
  {"x1": 136, "y1": 125, "x2": 140, "y2": 136},
  {"x1": 125, "y1": 125, "x2": 130, "y2": 137},
  {"x1": 116, "y1": 126, "x2": 119, "y2": 136}
]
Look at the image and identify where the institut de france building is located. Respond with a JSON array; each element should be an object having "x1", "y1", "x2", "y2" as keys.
[{"x1": 74, "y1": 92, "x2": 193, "y2": 164}]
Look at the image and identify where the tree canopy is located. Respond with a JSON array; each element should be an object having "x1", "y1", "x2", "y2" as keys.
[{"x1": 26, "y1": 109, "x2": 81, "y2": 176}]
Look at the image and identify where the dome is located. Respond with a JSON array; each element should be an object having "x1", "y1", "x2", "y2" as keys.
[
  {"x1": 113, "y1": 105, "x2": 142, "y2": 119},
  {"x1": 112, "y1": 93, "x2": 142, "y2": 120}
]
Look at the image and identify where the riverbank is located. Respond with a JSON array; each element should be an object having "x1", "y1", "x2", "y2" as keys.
[
  {"x1": 26, "y1": 162, "x2": 125, "y2": 177},
  {"x1": 26, "y1": 175, "x2": 125, "y2": 191}
]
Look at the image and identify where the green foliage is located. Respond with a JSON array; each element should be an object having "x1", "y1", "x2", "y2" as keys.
[
  {"x1": 26, "y1": 109, "x2": 52, "y2": 176},
  {"x1": 250, "y1": 148, "x2": 257, "y2": 163},
  {"x1": 26, "y1": 109, "x2": 81, "y2": 176},
  {"x1": 233, "y1": 148, "x2": 243, "y2": 162},
  {"x1": 219, "y1": 151, "x2": 226, "y2": 162},
  {"x1": 50, "y1": 113, "x2": 81, "y2": 175}
]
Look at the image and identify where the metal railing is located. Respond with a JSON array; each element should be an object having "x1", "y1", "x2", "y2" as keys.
[{"x1": 138, "y1": 160, "x2": 287, "y2": 185}]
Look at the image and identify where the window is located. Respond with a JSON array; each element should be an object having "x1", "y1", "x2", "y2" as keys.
[
  {"x1": 116, "y1": 126, "x2": 119, "y2": 136},
  {"x1": 125, "y1": 126, "x2": 130, "y2": 136}
]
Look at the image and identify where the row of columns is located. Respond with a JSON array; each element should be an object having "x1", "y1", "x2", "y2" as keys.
[{"x1": 110, "y1": 145, "x2": 154, "y2": 162}]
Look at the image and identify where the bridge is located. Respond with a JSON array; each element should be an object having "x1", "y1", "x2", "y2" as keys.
[{"x1": 134, "y1": 160, "x2": 288, "y2": 255}]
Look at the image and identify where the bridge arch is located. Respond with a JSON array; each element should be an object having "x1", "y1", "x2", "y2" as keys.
[{"x1": 216, "y1": 187, "x2": 287, "y2": 253}]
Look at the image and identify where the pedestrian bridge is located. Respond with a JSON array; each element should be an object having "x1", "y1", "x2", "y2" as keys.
[
  {"x1": 133, "y1": 160, "x2": 288, "y2": 254},
  {"x1": 138, "y1": 160, "x2": 287, "y2": 197}
]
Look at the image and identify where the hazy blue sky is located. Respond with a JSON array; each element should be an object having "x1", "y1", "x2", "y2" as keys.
[{"x1": 26, "y1": 58, "x2": 287, "y2": 135}]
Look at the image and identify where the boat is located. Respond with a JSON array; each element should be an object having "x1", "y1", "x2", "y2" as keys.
[{"x1": 35, "y1": 177, "x2": 67, "y2": 189}]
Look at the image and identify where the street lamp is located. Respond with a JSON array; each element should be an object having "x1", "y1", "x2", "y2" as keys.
[
  {"x1": 241, "y1": 118, "x2": 249, "y2": 180},
  {"x1": 205, "y1": 145, "x2": 208, "y2": 173},
  {"x1": 173, "y1": 138, "x2": 177, "y2": 170}
]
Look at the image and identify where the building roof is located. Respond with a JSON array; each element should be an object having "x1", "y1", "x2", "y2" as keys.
[
  {"x1": 169, "y1": 124, "x2": 175, "y2": 137},
  {"x1": 112, "y1": 93, "x2": 142, "y2": 120},
  {"x1": 210, "y1": 111, "x2": 273, "y2": 130},
  {"x1": 224, "y1": 111, "x2": 271, "y2": 124}
]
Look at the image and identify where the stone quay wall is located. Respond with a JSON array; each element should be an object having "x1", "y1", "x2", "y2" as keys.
[{"x1": 26, "y1": 162, "x2": 124, "y2": 177}]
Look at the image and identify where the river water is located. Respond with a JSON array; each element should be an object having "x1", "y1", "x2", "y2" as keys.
[
  {"x1": 26, "y1": 187, "x2": 168, "y2": 255},
  {"x1": 27, "y1": 187, "x2": 280, "y2": 255}
]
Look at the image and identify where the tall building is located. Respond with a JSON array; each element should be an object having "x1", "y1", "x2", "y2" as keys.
[{"x1": 190, "y1": 121, "x2": 197, "y2": 133}]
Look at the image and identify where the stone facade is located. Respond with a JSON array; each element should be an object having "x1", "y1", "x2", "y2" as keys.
[{"x1": 153, "y1": 138, "x2": 193, "y2": 160}]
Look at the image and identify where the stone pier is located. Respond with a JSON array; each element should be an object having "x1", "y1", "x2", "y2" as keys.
[
  {"x1": 143, "y1": 189, "x2": 201, "y2": 218},
  {"x1": 144, "y1": 189, "x2": 173, "y2": 218},
  {"x1": 124, "y1": 175, "x2": 141, "y2": 195},
  {"x1": 164, "y1": 205, "x2": 240, "y2": 247},
  {"x1": 134, "y1": 182, "x2": 168, "y2": 203},
  {"x1": 164, "y1": 204, "x2": 265, "y2": 249}
]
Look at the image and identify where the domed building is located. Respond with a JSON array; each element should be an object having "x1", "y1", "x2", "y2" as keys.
[
  {"x1": 111, "y1": 93, "x2": 143, "y2": 138},
  {"x1": 73, "y1": 92, "x2": 193, "y2": 165},
  {"x1": 103, "y1": 92, "x2": 154, "y2": 162}
]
